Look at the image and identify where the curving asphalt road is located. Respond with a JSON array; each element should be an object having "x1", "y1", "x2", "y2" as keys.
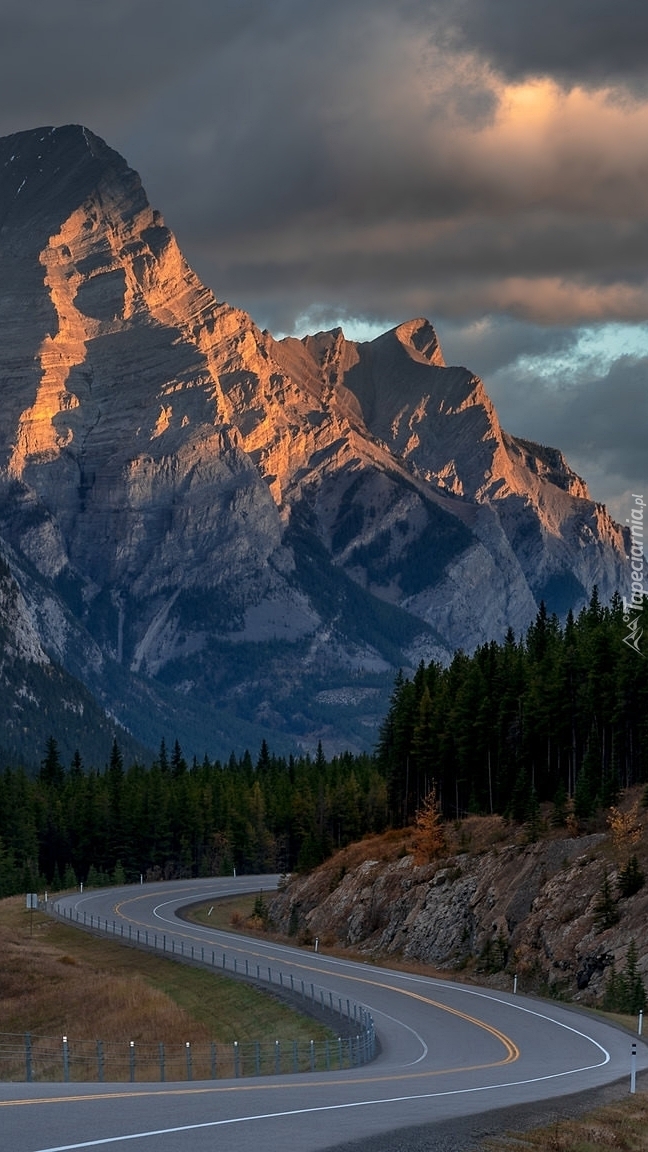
[{"x1": 1, "y1": 876, "x2": 646, "y2": 1152}]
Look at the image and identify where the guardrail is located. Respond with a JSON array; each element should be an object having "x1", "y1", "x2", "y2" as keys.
[
  {"x1": 23, "y1": 901, "x2": 376, "y2": 1084},
  {"x1": 0, "y1": 1029, "x2": 370, "y2": 1084}
]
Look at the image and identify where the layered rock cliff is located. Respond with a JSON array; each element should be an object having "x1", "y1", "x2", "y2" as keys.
[
  {"x1": 269, "y1": 812, "x2": 648, "y2": 1005},
  {"x1": 0, "y1": 125, "x2": 630, "y2": 756}
]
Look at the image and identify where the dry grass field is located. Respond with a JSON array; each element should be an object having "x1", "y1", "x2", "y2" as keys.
[
  {"x1": 485, "y1": 1091, "x2": 648, "y2": 1151},
  {"x1": 0, "y1": 894, "x2": 334, "y2": 1047}
]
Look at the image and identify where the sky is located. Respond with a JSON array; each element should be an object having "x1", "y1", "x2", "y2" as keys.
[{"x1": 1, "y1": 0, "x2": 647, "y2": 518}]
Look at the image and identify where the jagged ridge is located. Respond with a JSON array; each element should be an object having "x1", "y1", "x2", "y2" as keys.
[{"x1": 0, "y1": 125, "x2": 630, "y2": 755}]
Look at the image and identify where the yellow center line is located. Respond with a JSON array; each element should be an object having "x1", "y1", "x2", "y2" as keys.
[
  {"x1": 0, "y1": 1052, "x2": 517, "y2": 1109},
  {"x1": 14, "y1": 892, "x2": 519, "y2": 1114},
  {"x1": 112, "y1": 892, "x2": 518, "y2": 1067}
]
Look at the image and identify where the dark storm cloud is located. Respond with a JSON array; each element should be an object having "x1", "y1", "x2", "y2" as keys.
[
  {"x1": 104, "y1": 1, "x2": 648, "y2": 335},
  {"x1": 565, "y1": 357, "x2": 648, "y2": 479},
  {"x1": 3, "y1": 0, "x2": 648, "y2": 334},
  {"x1": 0, "y1": 0, "x2": 646, "y2": 509},
  {"x1": 0, "y1": 0, "x2": 272, "y2": 131},
  {"x1": 427, "y1": 0, "x2": 648, "y2": 92}
]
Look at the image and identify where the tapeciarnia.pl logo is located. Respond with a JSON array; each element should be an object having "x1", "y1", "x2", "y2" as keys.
[{"x1": 622, "y1": 493, "x2": 645, "y2": 656}]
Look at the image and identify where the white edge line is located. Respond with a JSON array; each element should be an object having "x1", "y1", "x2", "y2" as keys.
[
  {"x1": 59, "y1": 890, "x2": 612, "y2": 1070},
  {"x1": 29, "y1": 1056, "x2": 617, "y2": 1152}
]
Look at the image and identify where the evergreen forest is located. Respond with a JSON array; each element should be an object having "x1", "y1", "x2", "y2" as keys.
[
  {"x1": 378, "y1": 592, "x2": 648, "y2": 825},
  {"x1": 0, "y1": 591, "x2": 646, "y2": 896}
]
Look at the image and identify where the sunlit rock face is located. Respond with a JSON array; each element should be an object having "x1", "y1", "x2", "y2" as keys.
[
  {"x1": 0, "y1": 126, "x2": 629, "y2": 754},
  {"x1": 0, "y1": 126, "x2": 291, "y2": 669},
  {"x1": 276, "y1": 317, "x2": 626, "y2": 625}
]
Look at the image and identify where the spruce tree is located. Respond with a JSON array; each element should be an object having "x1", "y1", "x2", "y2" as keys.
[
  {"x1": 524, "y1": 787, "x2": 542, "y2": 843},
  {"x1": 593, "y1": 869, "x2": 620, "y2": 931},
  {"x1": 171, "y1": 739, "x2": 187, "y2": 777},
  {"x1": 40, "y1": 736, "x2": 64, "y2": 790},
  {"x1": 618, "y1": 855, "x2": 645, "y2": 899},
  {"x1": 623, "y1": 940, "x2": 647, "y2": 1013}
]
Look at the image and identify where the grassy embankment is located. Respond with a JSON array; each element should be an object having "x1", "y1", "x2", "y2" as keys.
[{"x1": 0, "y1": 894, "x2": 333, "y2": 1064}]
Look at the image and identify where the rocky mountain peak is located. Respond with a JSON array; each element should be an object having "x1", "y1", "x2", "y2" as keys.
[
  {"x1": 0, "y1": 125, "x2": 631, "y2": 756},
  {"x1": 0, "y1": 125, "x2": 144, "y2": 246},
  {"x1": 391, "y1": 317, "x2": 446, "y2": 366}
]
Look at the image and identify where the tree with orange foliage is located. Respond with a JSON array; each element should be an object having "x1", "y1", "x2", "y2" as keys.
[
  {"x1": 413, "y1": 786, "x2": 446, "y2": 864},
  {"x1": 607, "y1": 800, "x2": 643, "y2": 864}
]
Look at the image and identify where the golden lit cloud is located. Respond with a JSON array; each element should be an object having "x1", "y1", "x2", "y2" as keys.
[
  {"x1": 0, "y1": 0, "x2": 646, "y2": 508},
  {"x1": 449, "y1": 277, "x2": 648, "y2": 325},
  {"x1": 466, "y1": 77, "x2": 648, "y2": 215}
]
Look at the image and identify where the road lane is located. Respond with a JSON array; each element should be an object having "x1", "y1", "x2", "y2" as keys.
[{"x1": 1, "y1": 876, "x2": 645, "y2": 1152}]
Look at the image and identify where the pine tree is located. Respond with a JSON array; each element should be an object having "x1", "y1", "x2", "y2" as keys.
[
  {"x1": 618, "y1": 855, "x2": 645, "y2": 899},
  {"x1": 171, "y1": 740, "x2": 187, "y2": 777},
  {"x1": 40, "y1": 736, "x2": 64, "y2": 790},
  {"x1": 384, "y1": 677, "x2": 419, "y2": 825},
  {"x1": 107, "y1": 738, "x2": 125, "y2": 864},
  {"x1": 551, "y1": 780, "x2": 568, "y2": 827},
  {"x1": 573, "y1": 761, "x2": 595, "y2": 824},
  {"x1": 524, "y1": 787, "x2": 542, "y2": 843},
  {"x1": 0, "y1": 837, "x2": 20, "y2": 897},
  {"x1": 623, "y1": 940, "x2": 647, "y2": 1013},
  {"x1": 593, "y1": 869, "x2": 620, "y2": 931},
  {"x1": 69, "y1": 750, "x2": 84, "y2": 781},
  {"x1": 603, "y1": 941, "x2": 647, "y2": 1013},
  {"x1": 256, "y1": 740, "x2": 271, "y2": 773},
  {"x1": 412, "y1": 685, "x2": 435, "y2": 809},
  {"x1": 509, "y1": 767, "x2": 529, "y2": 823},
  {"x1": 158, "y1": 738, "x2": 169, "y2": 774},
  {"x1": 602, "y1": 964, "x2": 620, "y2": 1011}
]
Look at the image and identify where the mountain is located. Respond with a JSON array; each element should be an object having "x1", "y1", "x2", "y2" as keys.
[
  {"x1": 0, "y1": 550, "x2": 147, "y2": 768},
  {"x1": 0, "y1": 125, "x2": 629, "y2": 759}
]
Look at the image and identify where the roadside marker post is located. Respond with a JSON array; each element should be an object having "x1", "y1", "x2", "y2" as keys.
[
  {"x1": 26, "y1": 892, "x2": 37, "y2": 935},
  {"x1": 631, "y1": 1042, "x2": 637, "y2": 1094},
  {"x1": 639, "y1": 1010, "x2": 643, "y2": 1036}
]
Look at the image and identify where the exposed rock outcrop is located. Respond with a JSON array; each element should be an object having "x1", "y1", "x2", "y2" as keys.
[{"x1": 270, "y1": 821, "x2": 648, "y2": 1003}]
